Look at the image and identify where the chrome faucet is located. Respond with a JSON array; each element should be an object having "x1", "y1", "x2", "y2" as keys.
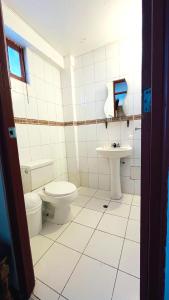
[{"x1": 111, "y1": 142, "x2": 120, "y2": 148}]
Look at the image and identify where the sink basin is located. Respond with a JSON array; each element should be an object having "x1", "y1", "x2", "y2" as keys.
[
  {"x1": 96, "y1": 146, "x2": 132, "y2": 159},
  {"x1": 96, "y1": 145, "x2": 132, "y2": 200}
]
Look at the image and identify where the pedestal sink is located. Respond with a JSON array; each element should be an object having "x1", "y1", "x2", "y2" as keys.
[{"x1": 96, "y1": 146, "x2": 132, "y2": 200}]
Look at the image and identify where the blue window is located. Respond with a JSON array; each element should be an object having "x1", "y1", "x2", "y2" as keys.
[
  {"x1": 6, "y1": 39, "x2": 26, "y2": 82},
  {"x1": 114, "y1": 79, "x2": 128, "y2": 106}
]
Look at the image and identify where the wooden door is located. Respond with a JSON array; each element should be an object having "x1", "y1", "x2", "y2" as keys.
[{"x1": 0, "y1": 1, "x2": 34, "y2": 299}]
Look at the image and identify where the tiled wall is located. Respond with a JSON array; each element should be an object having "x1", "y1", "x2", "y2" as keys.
[
  {"x1": 12, "y1": 36, "x2": 141, "y2": 194},
  {"x1": 62, "y1": 35, "x2": 141, "y2": 194},
  {"x1": 12, "y1": 49, "x2": 68, "y2": 181}
]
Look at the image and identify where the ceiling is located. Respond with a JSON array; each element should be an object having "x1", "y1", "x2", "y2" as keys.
[{"x1": 3, "y1": 0, "x2": 141, "y2": 56}]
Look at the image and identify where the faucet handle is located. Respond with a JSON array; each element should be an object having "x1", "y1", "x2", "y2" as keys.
[{"x1": 111, "y1": 142, "x2": 120, "y2": 148}]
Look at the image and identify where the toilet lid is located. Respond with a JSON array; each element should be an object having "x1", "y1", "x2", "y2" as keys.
[{"x1": 44, "y1": 181, "x2": 76, "y2": 197}]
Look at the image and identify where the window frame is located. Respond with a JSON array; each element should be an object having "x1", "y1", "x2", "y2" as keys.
[
  {"x1": 113, "y1": 78, "x2": 127, "y2": 115},
  {"x1": 6, "y1": 38, "x2": 26, "y2": 82}
]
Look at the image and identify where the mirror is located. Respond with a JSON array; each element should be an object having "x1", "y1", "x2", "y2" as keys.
[
  {"x1": 104, "y1": 78, "x2": 128, "y2": 119},
  {"x1": 104, "y1": 82, "x2": 114, "y2": 118},
  {"x1": 113, "y1": 79, "x2": 128, "y2": 117}
]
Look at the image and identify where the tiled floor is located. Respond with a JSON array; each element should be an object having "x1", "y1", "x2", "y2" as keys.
[{"x1": 31, "y1": 187, "x2": 140, "y2": 300}]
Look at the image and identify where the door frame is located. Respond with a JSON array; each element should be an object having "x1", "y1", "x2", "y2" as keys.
[
  {"x1": 141, "y1": 0, "x2": 169, "y2": 299},
  {"x1": 0, "y1": 2, "x2": 34, "y2": 298}
]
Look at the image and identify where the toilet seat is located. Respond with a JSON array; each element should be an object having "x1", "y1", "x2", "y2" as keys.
[{"x1": 43, "y1": 181, "x2": 76, "y2": 197}]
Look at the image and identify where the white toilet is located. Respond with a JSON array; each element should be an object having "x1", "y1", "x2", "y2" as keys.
[{"x1": 21, "y1": 159, "x2": 78, "y2": 225}]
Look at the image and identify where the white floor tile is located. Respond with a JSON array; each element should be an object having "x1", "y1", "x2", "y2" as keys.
[
  {"x1": 63, "y1": 255, "x2": 117, "y2": 300},
  {"x1": 116, "y1": 194, "x2": 133, "y2": 205},
  {"x1": 132, "y1": 195, "x2": 141, "y2": 207},
  {"x1": 35, "y1": 243, "x2": 81, "y2": 293},
  {"x1": 85, "y1": 197, "x2": 109, "y2": 212},
  {"x1": 98, "y1": 214, "x2": 128, "y2": 237},
  {"x1": 41, "y1": 222, "x2": 70, "y2": 241},
  {"x1": 130, "y1": 206, "x2": 140, "y2": 221},
  {"x1": 95, "y1": 189, "x2": 111, "y2": 201},
  {"x1": 74, "y1": 208, "x2": 103, "y2": 228},
  {"x1": 126, "y1": 219, "x2": 140, "y2": 243},
  {"x1": 106, "y1": 202, "x2": 130, "y2": 218},
  {"x1": 85, "y1": 230, "x2": 123, "y2": 268},
  {"x1": 72, "y1": 195, "x2": 90, "y2": 207},
  {"x1": 30, "y1": 295, "x2": 38, "y2": 300},
  {"x1": 113, "y1": 271, "x2": 140, "y2": 300},
  {"x1": 119, "y1": 240, "x2": 140, "y2": 277},
  {"x1": 70, "y1": 205, "x2": 82, "y2": 220},
  {"x1": 78, "y1": 187, "x2": 96, "y2": 197},
  {"x1": 57, "y1": 222, "x2": 94, "y2": 252},
  {"x1": 30, "y1": 235, "x2": 53, "y2": 265},
  {"x1": 33, "y1": 279, "x2": 59, "y2": 300}
]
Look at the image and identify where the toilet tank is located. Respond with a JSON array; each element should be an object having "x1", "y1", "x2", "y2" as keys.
[{"x1": 21, "y1": 159, "x2": 54, "y2": 193}]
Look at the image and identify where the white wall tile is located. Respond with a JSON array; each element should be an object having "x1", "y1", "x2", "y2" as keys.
[
  {"x1": 16, "y1": 124, "x2": 30, "y2": 148},
  {"x1": 79, "y1": 158, "x2": 88, "y2": 173},
  {"x1": 12, "y1": 92, "x2": 27, "y2": 118},
  {"x1": 28, "y1": 125, "x2": 41, "y2": 147},
  {"x1": 89, "y1": 173, "x2": 99, "y2": 189},
  {"x1": 88, "y1": 158, "x2": 98, "y2": 173},
  {"x1": 106, "y1": 58, "x2": 119, "y2": 80},
  {"x1": 37, "y1": 100, "x2": 48, "y2": 120},
  {"x1": 80, "y1": 172, "x2": 89, "y2": 187},
  {"x1": 94, "y1": 82, "x2": 108, "y2": 101},
  {"x1": 98, "y1": 158, "x2": 110, "y2": 175},
  {"x1": 86, "y1": 125, "x2": 97, "y2": 141},
  {"x1": 78, "y1": 141, "x2": 88, "y2": 157},
  {"x1": 87, "y1": 141, "x2": 97, "y2": 158},
  {"x1": 94, "y1": 61, "x2": 106, "y2": 82},
  {"x1": 82, "y1": 52, "x2": 94, "y2": 66},
  {"x1": 63, "y1": 105, "x2": 74, "y2": 122},
  {"x1": 78, "y1": 125, "x2": 87, "y2": 141},
  {"x1": 61, "y1": 35, "x2": 141, "y2": 190},
  {"x1": 93, "y1": 47, "x2": 106, "y2": 63},
  {"x1": 12, "y1": 48, "x2": 67, "y2": 180},
  {"x1": 98, "y1": 174, "x2": 110, "y2": 191},
  {"x1": 121, "y1": 176, "x2": 134, "y2": 194},
  {"x1": 83, "y1": 65, "x2": 94, "y2": 84}
]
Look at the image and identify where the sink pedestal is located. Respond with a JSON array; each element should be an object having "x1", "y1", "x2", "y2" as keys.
[
  {"x1": 96, "y1": 146, "x2": 132, "y2": 200},
  {"x1": 109, "y1": 158, "x2": 122, "y2": 200}
]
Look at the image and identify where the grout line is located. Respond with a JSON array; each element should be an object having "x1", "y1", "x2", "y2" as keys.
[
  {"x1": 104, "y1": 211, "x2": 130, "y2": 220},
  {"x1": 33, "y1": 239, "x2": 56, "y2": 268},
  {"x1": 34, "y1": 199, "x2": 140, "y2": 269},
  {"x1": 33, "y1": 205, "x2": 84, "y2": 268},
  {"x1": 33, "y1": 278, "x2": 67, "y2": 300},
  {"x1": 32, "y1": 190, "x2": 140, "y2": 300},
  {"x1": 31, "y1": 295, "x2": 40, "y2": 300},
  {"x1": 60, "y1": 195, "x2": 114, "y2": 297},
  {"x1": 60, "y1": 194, "x2": 113, "y2": 297},
  {"x1": 111, "y1": 194, "x2": 134, "y2": 300}
]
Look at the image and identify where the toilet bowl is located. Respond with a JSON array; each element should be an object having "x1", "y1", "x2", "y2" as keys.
[
  {"x1": 39, "y1": 181, "x2": 78, "y2": 224},
  {"x1": 21, "y1": 159, "x2": 78, "y2": 226}
]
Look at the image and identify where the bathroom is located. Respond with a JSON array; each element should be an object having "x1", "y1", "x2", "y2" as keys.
[{"x1": 1, "y1": 0, "x2": 141, "y2": 299}]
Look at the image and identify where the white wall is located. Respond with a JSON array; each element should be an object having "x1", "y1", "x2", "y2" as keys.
[
  {"x1": 2, "y1": 2, "x2": 64, "y2": 68},
  {"x1": 12, "y1": 49, "x2": 68, "y2": 181},
  {"x1": 62, "y1": 35, "x2": 141, "y2": 194}
]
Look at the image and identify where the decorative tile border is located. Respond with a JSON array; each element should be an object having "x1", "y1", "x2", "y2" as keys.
[
  {"x1": 14, "y1": 114, "x2": 142, "y2": 127},
  {"x1": 64, "y1": 114, "x2": 142, "y2": 126},
  {"x1": 14, "y1": 117, "x2": 65, "y2": 126}
]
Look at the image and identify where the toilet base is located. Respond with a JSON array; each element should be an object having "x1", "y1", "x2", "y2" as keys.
[{"x1": 43, "y1": 202, "x2": 72, "y2": 225}]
